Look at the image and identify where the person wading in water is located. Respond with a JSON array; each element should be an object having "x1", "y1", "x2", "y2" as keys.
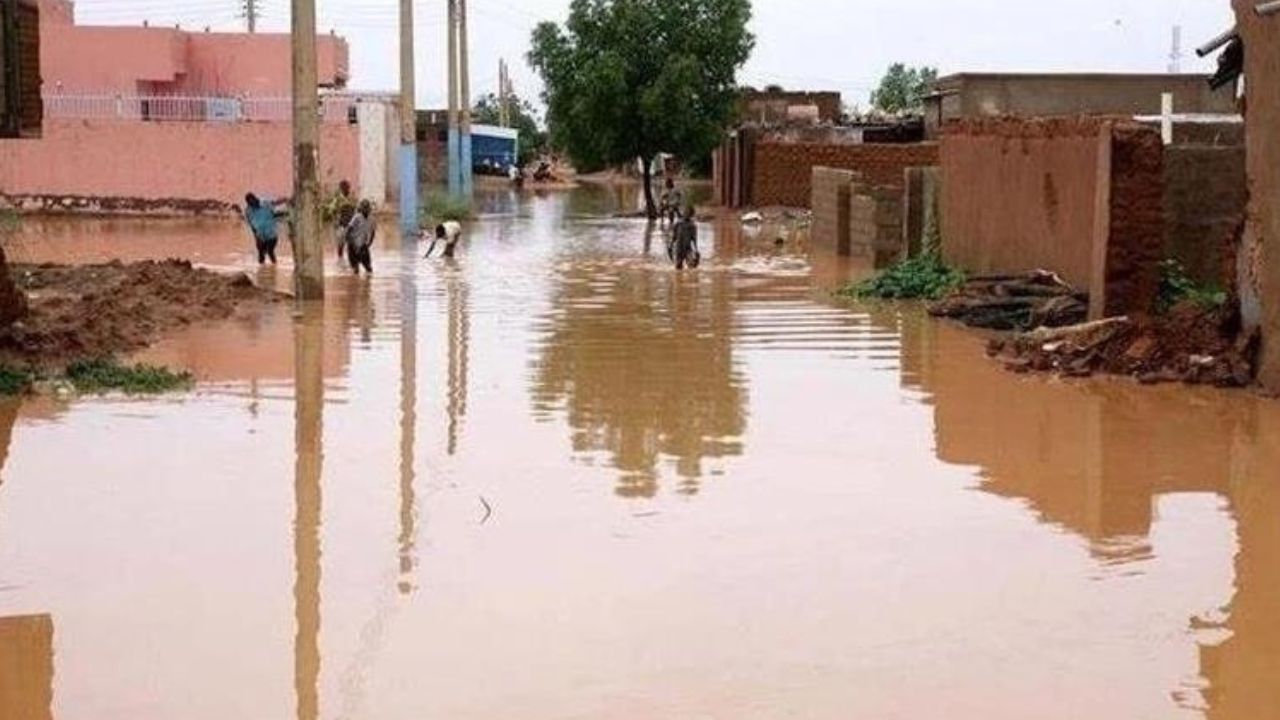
[
  {"x1": 670, "y1": 206, "x2": 700, "y2": 270},
  {"x1": 243, "y1": 193, "x2": 282, "y2": 265},
  {"x1": 341, "y1": 200, "x2": 377, "y2": 276}
]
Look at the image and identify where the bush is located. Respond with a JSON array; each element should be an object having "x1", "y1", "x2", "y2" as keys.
[
  {"x1": 420, "y1": 192, "x2": 473, "y2": 227},
  {"x1": 0, "y1": 365, "x2": 33, "y2": 396},
  {"x1": 1158, "y1": 259, "x2": 1227, "y2": 312},
  {"x1": 65, "y1": 358, "x2": 193, "y2": 395},
  {"x1": 839, "y1": 253, "x2": 965, "y2": 301}
]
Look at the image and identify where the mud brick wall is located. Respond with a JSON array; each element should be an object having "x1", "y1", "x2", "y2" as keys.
[
  {"x1": 1163, "y1": 144, "x2": 1246, "y2": 288},
  {"x1": 752, "y1": 142, "x2": 938, "y2": 208},
  {"x1": 940, "y1": 117, "x2": 1163, "y2": 318},
  {"x1": 1234, "y1": 0, "x2": 1280, "y2": 389},
  {"x1": 811, "y1": 167, "x2": 856, "y2": 255},
  {"x1": 850, "y1": 185, "x2": 904, "y2": 265},
  {"x1": 1101, "y1": 126, "x2": 1164, "y2": 318}
]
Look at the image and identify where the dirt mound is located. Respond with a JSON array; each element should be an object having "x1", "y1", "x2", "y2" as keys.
[
  {"x1": 0, "y1": 259, "x2": 284, "y2": 368},
  {"x1": 987, "y1": 302, "x2": 1257, "y2": 387}
]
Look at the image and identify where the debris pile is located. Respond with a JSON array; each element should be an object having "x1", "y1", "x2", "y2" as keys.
[
  {"x1": 0, "y1": 260, "x2": 284, "y2": 368},
  {"x1": 928, "y1": 271, "x2": 1088, "y2": 331},
  {"x1": 986, "y1": 302, "x2": 1257, "y2": 387}
]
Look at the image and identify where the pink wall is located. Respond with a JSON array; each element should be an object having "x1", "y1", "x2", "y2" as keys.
[
  {"x1": 0, "y1": 119, "x2": 359, "y2": 205},
  {"x1": 37, "y1": 0, "x2": 349, "y2": 94}
]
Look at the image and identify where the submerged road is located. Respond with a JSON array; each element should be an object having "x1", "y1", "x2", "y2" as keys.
[{"x1": 0, "y1": 186, "x2": 1277, "y2": 719}]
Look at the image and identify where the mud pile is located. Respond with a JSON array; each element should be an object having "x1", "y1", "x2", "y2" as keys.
[
  {"x1": 986, "y1": 302, "x2": 1257, "y2": 387},
  {"x1": 928, "y1": 271, "x2": 1088, "y2": 331},
  {"x1": 0, "y1": 260, "x2": 283, "y2": 368}
]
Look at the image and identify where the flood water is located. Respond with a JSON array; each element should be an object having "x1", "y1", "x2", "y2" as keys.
[{"x1": 1, "y1": 187, "x2": 1278, "y2": 720}]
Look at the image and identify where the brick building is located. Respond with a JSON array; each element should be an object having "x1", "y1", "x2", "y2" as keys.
[
  {"x1": 1232, "y1": 0, "x2": 1280, "y2": 390},
  {"x1": 0, "y1": 0, "x2": 41, "y2": 138},
  {"x1": 924, "y1": 73, "x2": 1238, "y2": 139}
]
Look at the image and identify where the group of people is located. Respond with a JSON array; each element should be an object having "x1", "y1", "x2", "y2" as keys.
[{"x1": 241, "y1": 180, "x2": 464, "y2": 277}]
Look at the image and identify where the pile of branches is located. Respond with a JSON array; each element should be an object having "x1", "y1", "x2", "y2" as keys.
[{"x1": 927, "y1": 271, "x2": 1088, "y2": 331}]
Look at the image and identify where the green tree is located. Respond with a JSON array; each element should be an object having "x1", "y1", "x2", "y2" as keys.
[
  {"x1": 870, "y1": 63, "x2": 938, "y2": 115},
  {"x1": 529, "y1": 0, "x2": 754, "y2": 217},
  {"x1": 472, "y1": 92, "x2": 548, "y2": 167}
]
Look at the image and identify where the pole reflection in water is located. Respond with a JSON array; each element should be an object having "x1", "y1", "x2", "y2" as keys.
[
  {"x1": 399, "y1": 250, "x2": 419, "y2": 595},
  {"x1": 293, "y1": 303, "x2": 325, "y2": 720},
  {"x1": 0, "y1": 614, "x2": 53, "y2": 720},
  {"x1": 445, "y1": 258, "x2": 470, "y2": 456}
]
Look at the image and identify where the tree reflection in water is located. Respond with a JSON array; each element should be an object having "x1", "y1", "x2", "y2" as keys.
[{"x1": 532, "y1": 260, "x2": 746, "y2": 498}]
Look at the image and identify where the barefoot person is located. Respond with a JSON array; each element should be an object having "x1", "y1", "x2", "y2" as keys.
[
  {"x1": 671, "y1": 206, "x2": 700, "y2": 270},
  {"x1": 243, "y1": 193, "x2": 281, "y2": 265},
  {"x1": 425, "y1": 220, "x2": 464, "y2": 259},
  {"x1": 341, "y1": 200, "x2": 376, "y2": 276}
]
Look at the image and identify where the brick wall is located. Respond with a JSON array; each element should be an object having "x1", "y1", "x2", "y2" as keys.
[
  {"x1": 940, "y1": 117, "x2": 1163, "y2": 318},
  {"x1": 850, "y1": 185, "x2": 904, "y2": 266},
  {"x1": 1163, "y1": 144, "x2": 1246, "y2": 287},
  {"x1": 752, "y1": 141, "x2": 938, "y2": 208},
  {"x1": 811, "y1": 167, "x2": 855, "y2": 255},
  {"x1": 1234, "y1": 0, "x2": 1280, "y2": 390}
]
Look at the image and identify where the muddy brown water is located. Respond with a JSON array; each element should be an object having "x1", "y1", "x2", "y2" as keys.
[{"x1": 0, "y1": 187, "x2": 1277, "y2": 719}]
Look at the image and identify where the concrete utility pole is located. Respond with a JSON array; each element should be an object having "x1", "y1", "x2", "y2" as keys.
[
  {"x1": 446, "y1": 0, "x2": 461, "y2": 197},
  {"x1": 459, "y1": 0, "x2": 473, "y2": 197},
  {"x1": 244, "y1": 0, "x2": 258, "y2": 33},
  {"x1": 398, "y1": 0, "x2": 419, "y2": 235},
  {"x1": 291, "y1": 0, "x2": 324, "y2": 299}
]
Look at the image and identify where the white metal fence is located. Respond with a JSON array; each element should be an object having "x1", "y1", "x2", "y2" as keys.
[{"x1": 42, "y1": 93, "x2": 361, "y2": 124}]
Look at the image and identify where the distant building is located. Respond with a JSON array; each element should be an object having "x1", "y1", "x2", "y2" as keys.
[
  {"x1": 36, "y1": 0, "x2": 347, "y2": 95},
  {"x1": 0, "y1": 0, "x2": 404, "y2": 211},
  {"x1": 739, "y1": 87, "x2": 842, "y2": 125},
  {"x1": 1, "y1": 0, "x2": 42, "y2": 138},
  {"x1": 923, "y1": 73, "x2": 1238, "y2": 138}
]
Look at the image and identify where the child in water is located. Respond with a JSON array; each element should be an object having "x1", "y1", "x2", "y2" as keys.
[
  {"x1": 341, "y1": 200, "x2": 376, "y2": 276},
  {"x1": 671, "y1": 206, "x2": 699, "y2": 270}
]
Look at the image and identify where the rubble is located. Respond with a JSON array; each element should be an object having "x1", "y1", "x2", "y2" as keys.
[
  {"x1": 986, "y1": 302, "x2": 1257, "y2": 387},
  {"x1": 928, "y1": 271, "x2": 1088, "y2": 331}
]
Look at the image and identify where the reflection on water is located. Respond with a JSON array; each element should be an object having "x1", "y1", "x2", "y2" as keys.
[
  {"x1": 0, "y1": 189, "x2": 1277, "y2": 719},
  {"x1": 531, "y1": 257, "x2": 746, "y2": 496},
  {"x1": 898, "y1": 312, "x2": 1280, "y2": 717},
  {"x1": 0, "y1": 614, "x2": 54, "y2": 720},
  {"x1": 292, "y1": 304, "x2": 324, "y2": 720}
]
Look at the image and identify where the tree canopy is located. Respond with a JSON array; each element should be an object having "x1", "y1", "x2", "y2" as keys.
[
  {"x1": 870, "y1": 64, "x2": 939, "y2": 115},
  {"x1": 528, "y1": 0, "x2": 754, "y2": 215},
  {"x1": 472, "y1": 92, "x2": 548, "y2": 167}
]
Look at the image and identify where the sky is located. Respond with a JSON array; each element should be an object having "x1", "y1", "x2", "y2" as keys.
[{"x1": 71, "y1": 0, "x2": 1236, "y2": 112}]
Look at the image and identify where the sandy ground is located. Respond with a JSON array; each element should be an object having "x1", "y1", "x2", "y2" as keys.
[{"x1": 0, "y1": 260, "x2": 284, "y2": 369}]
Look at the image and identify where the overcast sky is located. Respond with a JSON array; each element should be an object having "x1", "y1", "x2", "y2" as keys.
[{"x1": 73, "y1": 0, "x2": 1235, "y2": 111}]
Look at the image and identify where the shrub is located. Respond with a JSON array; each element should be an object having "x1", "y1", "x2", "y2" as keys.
[
  {"x1": 839, "y1": 253, "x2": 965, "y2": 301},
  {"x1": 65, "y1": 358, "x2": 193, "y2": 395},
  {"x1": 420, "y1": 192, "x2": 473, "y2": 226},
  {"x1": 1158, "y1": 259, "x2": 1227, "y2": 312}
]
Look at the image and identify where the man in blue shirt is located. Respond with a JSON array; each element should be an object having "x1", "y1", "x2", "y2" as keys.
[{"x1": 243, "y1": 193, "x2": 281, "y2": 265}]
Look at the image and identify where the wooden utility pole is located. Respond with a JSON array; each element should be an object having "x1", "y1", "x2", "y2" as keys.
[
  {"x1": 398, "y1": 0, "x2": 418, "y2": 235},
  {"x1": 446, "y1": 0, "x2": 460, "y2": 197},
  {"x1": 291, "y1": 0, "x2": 324, "y2": 299},
  {"x1": 458, "y1": 0, "x2": 473, "y2": 196},
  {"x1": 244, "y1": 0, "x2": 258, "y2": 33}
]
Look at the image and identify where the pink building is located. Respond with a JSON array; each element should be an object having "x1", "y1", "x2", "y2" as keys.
[
  {"x1": 37, "y1": 0, "x2": 348, "y2": 95},
  {"x1": 0, "y1": 0, "x2": 396, "y2": 212}
]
